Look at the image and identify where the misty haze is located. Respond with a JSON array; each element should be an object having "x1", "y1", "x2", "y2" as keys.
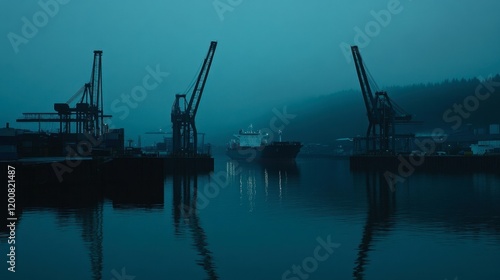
[{"x1": 1, "y1": 1, "x2": 500, "y2": 280}]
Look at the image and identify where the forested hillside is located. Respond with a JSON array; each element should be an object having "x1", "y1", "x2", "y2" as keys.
[{"x1": 254, "y1": 75, "x2": 500, "y2": 144}]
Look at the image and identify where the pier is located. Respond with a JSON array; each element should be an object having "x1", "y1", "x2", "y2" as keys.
[
  {"x1": 0, "y1": 156, "x2": 214, "y2": 187},
  {"x1": 350, "y1": 154, "x2": 500, "y2": 172}
]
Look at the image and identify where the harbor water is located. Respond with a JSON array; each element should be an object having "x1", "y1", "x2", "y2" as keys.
[{"x1": 1, "y1": 155, "x2": 500, "y2": 279}]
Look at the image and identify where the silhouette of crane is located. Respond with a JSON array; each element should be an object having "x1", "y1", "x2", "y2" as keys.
[
  {"x1": 17, "y1": 50, "x2": 111, "y2": 136},
  {"x1": 351, "y1": 46, "x2": 414, "y2": 154},
  {"x1": 171, "y1": 41, "x2": 217, "y2": 156}
]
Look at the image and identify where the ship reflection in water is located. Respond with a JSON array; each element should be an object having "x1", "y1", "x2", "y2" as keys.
[
  {"x1": 1, "y1": 157, "x2": 500, "y2": 279},
  {"x1": 226, "y1": 160, "x2": 300, "y2": 212}
]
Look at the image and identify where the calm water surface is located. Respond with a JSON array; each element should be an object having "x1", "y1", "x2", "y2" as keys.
[{"x1": 1, "y1": 156, "x2": 500, "y2": 279}]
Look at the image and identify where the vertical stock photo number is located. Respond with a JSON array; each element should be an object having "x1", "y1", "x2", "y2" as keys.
[{"x1": 6, "y1": 165, "x2": 17, "y2": 273}]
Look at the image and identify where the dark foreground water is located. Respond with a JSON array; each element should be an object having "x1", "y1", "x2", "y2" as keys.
[{"x1": 1, "y1": 156, "x2": 500, "y2": 279}]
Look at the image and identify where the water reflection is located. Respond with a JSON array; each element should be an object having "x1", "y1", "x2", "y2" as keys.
[
  {"x1": 0, "y1": 182, "x2": 106, "y2": 280},
  {"x1": 79, "y1": 204, "x2": 104, "y2": 280},
  {"x1": 107, "y1": 181, "x2": 164, "y2": 210},
  {"x1": 2, "y1": 158, "x2": 500, "y2": 279},
  {"x1": 397, "y1": 173, "x2": 500, "y2": 237},
  {"x1": 352, "y1": 172, "x2": 396, "y2": 280},
  {"x1": 0, "y1": 172, "x2": 166, "y2": 280},
  {"x1": 350, "y1": 170, "x2": 500, "y2": 279},
  {"x1": 172, "y1": 171, "x2": 219, "y2": 280},
  {"x1": 226, "y1": 160, "x2": 300, "y2": 210}
]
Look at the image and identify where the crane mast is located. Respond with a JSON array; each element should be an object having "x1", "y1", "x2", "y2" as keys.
[
  {"x1": 89, "y1": 50, "x2": 104, "y2": 137},
  {"x1": 171, "y1": 41, "x2": 217, "y2": 156},
  {"x1": 74, "y1": 50, "x2": 104, "y2": 137}
]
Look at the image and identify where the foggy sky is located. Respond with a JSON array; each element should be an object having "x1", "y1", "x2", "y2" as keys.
[{"x1": 1, "y1": 0, "x2": 499, "y2": 145}]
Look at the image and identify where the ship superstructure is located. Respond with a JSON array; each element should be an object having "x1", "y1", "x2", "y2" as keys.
[{"x1": 227, "y1": 125, "x2": 301, "y2": 161}]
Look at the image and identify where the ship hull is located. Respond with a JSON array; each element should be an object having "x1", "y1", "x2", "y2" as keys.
[{"x1": 226, "y1": 141, "x2": 302, "y2": 161}]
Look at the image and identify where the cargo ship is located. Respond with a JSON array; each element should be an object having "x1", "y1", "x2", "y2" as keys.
[{"x1": 226, "y1": 126, "x2": 302, "y2": 161}]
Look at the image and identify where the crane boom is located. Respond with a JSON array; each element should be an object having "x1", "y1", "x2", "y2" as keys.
[
  {"x1": 187, "y1": 41, "x2": 217, "y2": 119},
  {"x1": 351, "y1": 46, "x2": 375, "y2": 122}
]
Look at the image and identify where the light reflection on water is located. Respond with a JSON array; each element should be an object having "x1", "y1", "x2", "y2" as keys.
[{"x1": 0, "y1": 157, "x2": 499, "y2": 279}]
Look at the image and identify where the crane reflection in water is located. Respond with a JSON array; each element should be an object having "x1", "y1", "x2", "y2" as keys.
[
  {"x1": 172, "y1": 170, "x2": 219, "y2": 280},
  {"x1": 352, "y1": 171, "x2": 396, "y2": 280}
]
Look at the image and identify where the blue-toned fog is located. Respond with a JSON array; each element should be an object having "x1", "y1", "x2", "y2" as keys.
[{"x1": 1, "y1": 0, "x2": 500, "y2": 145}]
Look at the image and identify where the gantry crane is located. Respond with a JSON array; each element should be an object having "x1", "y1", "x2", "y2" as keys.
[
  {"x1": 17, "y1": 50, "x2": 109, "y2": 137},
  {"x1": 351, "y1": 46, "x2": 413, "y2": 154},
  {"x1": 171, "y1": 41, "x2": 217, "y2": 156}
]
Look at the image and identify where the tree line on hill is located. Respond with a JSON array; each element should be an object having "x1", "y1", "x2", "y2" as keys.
[{"x1": 255, "y1": 74, "x2": 500, "y2": 144}]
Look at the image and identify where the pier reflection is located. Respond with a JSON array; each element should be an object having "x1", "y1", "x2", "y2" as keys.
[
  {"x1": 349, "y1": 170, "x2": 500, "y2": 279},
  {"x1": 107, "y1": 181, "x2": 164, "y2": 209},
  {"x1": 172, "y1": 171, "x2": 219, "y2": 280},
  {"x1": 0, "y1": 170, "x2": 166, "y2": 280},
  {"x1": 0, "y1": 182, "x2": 106, "y2": 280}
]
